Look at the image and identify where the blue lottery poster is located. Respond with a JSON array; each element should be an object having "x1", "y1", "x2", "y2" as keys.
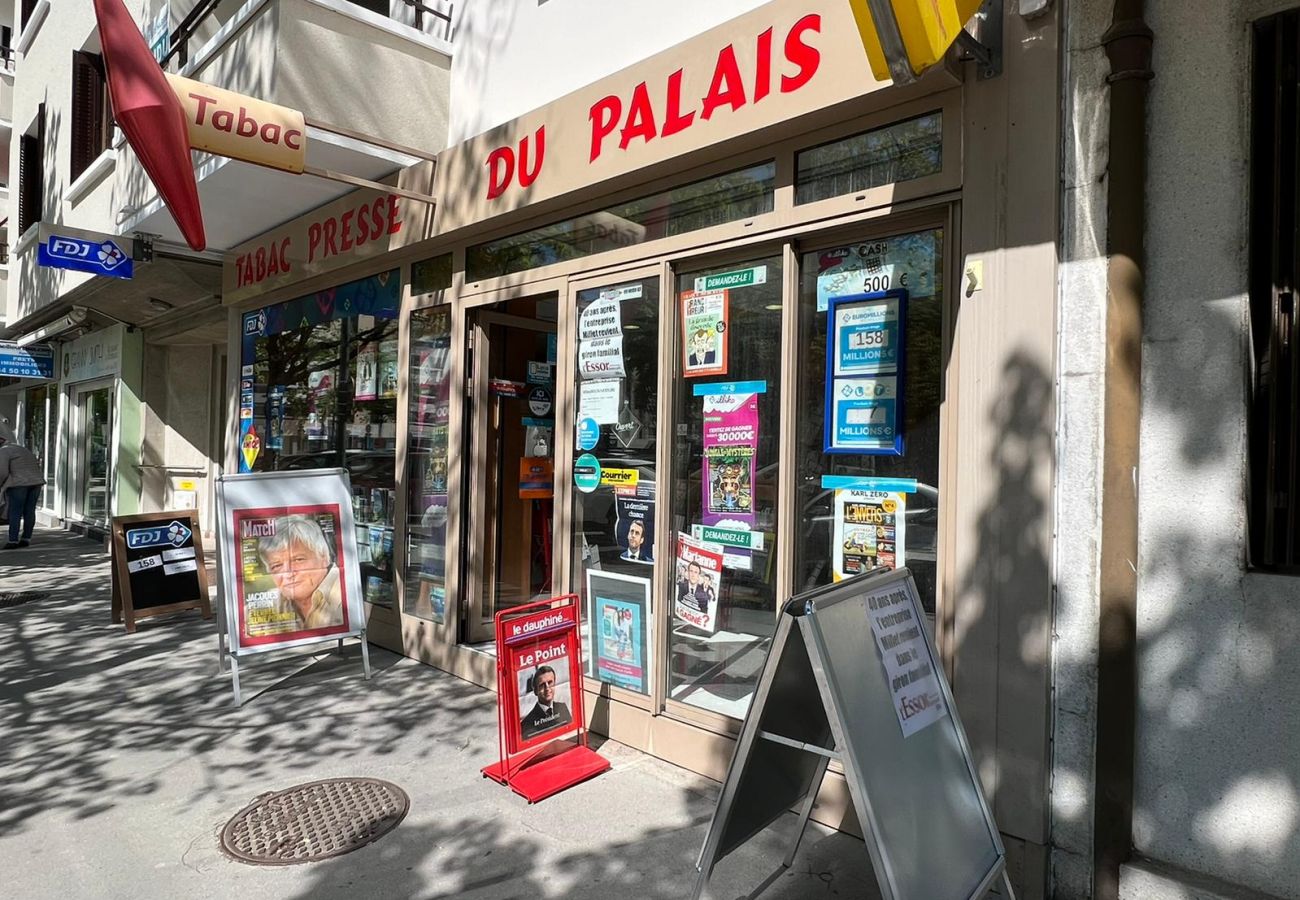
[
  {"x1": 825, "y1": 290, "x2": 907, "y2": 455},
  {"x1": 585, "y1": 570, "x2": 652, "y2": 695}
]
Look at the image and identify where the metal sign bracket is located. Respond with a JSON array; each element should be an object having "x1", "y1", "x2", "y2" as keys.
[{"x1": 957, "y1": 0, "x2": 1004, "y2": 80}]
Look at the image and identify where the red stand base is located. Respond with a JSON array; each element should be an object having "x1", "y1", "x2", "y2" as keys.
[{"x1": 482, "y1": 741, "x2": 611, "y2": 803}]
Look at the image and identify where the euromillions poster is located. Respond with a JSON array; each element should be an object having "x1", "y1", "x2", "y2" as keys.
[
  {"x1": 232, "y1": 504, "x2": 352, "y2": 646},
  {"x1": 701, "y1": 387, "x2": 759, "y2": 570},
  {"x1": 675, "y1": 533, "x2": 724, "y2": 633},
  {"x1": 586, "y1": 570, "x2": 652, "y2": 694},
  {"x1": 832, "y1": 489, "x2": 906, "y2": 580}
]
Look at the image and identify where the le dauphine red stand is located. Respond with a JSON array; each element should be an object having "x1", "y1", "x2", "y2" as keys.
[{"x1": 482, "y1": 594, "x2": 610, "y2": 802}]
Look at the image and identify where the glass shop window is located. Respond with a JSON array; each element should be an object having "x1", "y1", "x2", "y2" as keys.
[
  {"x1": 668, "y1": 254, "x2": 783, "y2": 719},
  {"x1": 795, "y1": 112, "x2": 942, "y2": 206},
  {"x1": 570, "y1": 277, "x2": 660, "y2": 696},
  {"x1": 405, "y1": 307, "x2": 453, "y2": 623},
  {"x1": 240, "y1": 270, "x2": 402, "y2": 607},
  {"x1": 794, "y1": 229, "x2": 945, "y2": 614},
  {"x1": 467, "y1": 162, "x2": 776, "y2": 281}
]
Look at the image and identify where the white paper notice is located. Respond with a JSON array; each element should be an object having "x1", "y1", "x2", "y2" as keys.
[
  {"x1": 163, "y1": 547, "x2": 196, "y2": 562},
  {"x1": 865, "y1": 583, "x2": 947, "y2": 738},
  {"x1": 579, "y1": 379, "x2": 621, "y2": 424},
  {"x1": 579, "y1": 298, "x2": 623, "y2": 340},
  {"x1": 163, "y1": 559, "x2": 199, "y2": 576},
  {"x1": 578, "y1": 336, "x2": 626, "y2": 379},
  {"x1": 127, "y1": 555, "x2": 162, "y2": 574}
]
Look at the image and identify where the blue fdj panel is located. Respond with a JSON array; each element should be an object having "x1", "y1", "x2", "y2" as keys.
[{"x1": 37, "y1": 233, "x2": 134, "y2": 279}]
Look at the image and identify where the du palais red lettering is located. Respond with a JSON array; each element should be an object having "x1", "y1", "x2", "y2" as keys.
[
  {"x1": 234, "y1": 194, "x2": 403, "y2": 290},
  {"x1": 587, "y1": 13, "x2": 821, "y2": 163}
]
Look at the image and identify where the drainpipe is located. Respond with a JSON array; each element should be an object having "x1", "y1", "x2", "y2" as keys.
[{"x1": 1093, "y1": 2, "x2": 1152, "y2": 900}]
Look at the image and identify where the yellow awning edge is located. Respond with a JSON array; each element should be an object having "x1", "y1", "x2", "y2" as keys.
[{"x1": 849, "y1": 0, "x2": 987, "y2": 80}]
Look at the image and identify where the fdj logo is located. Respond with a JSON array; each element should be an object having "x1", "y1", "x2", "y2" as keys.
[
  {"x1": 125, "y1": 520, "x2": 192, "y2": 549},
  {"x1": 48, "y1": 237, "x2": 128, "y2": 271},
  {"x1": 243, "y1": 310, "x2": 267, "y2": 335}
]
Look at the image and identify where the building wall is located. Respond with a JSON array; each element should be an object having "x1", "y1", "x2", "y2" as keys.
[
  {"x1": 1128, "y1": 1, "x2": 1300, "y2": 897},
  {"x1": 6, "y1": 0, "x2": 115, "y2": 324},
  {"x1": 448, "y1": 0, "x2": 769, "y2": 141}
]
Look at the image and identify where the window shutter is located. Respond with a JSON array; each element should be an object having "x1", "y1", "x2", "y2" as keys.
[
  {"x1": 71, "y1": 51, "x2": 102, "y2": 181},
  {"x1": 18, "y1": 104, "x2": 44, "y2": 235}
]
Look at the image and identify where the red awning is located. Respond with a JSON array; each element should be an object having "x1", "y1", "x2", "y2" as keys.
[{"x1": 93, "y1": 0, "x2": 206, "y2": 251}]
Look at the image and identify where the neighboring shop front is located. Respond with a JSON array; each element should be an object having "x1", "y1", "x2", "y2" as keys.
[
  {"x1": 55, "y1": 324, "x2": 145, "y2": 533},
  {"x1": 219, "y1": 1, "x2": 1060, "y2": 889}
]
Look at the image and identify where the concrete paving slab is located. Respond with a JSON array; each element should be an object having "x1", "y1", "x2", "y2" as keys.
[{"x1": 0, "y1": 528, "x2": 880, "y2": 899}]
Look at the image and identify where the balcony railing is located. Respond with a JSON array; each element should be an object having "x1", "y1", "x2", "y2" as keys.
[{"x1": 161, "y1": 0, "x2": 452, "y2": 69}]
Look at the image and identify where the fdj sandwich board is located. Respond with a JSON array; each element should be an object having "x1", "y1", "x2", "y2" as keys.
[{"x1": 111, "y1": 510, "x2": 213, "y2": 633}]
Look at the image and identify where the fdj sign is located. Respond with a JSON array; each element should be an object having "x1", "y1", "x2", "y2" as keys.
[
  {"x1": 37, "y1": 226, "x2": 134, "y2": 280},
  {"x1": 125, "y1": 521, "x2": 193, "y2": 550}
]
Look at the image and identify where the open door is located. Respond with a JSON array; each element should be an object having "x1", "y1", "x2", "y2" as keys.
[{"x1": 463, "y1": 294, "x2": 559, "y2": 644}]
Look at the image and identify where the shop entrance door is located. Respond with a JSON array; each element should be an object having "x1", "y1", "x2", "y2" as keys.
[
  {"x1": 71, "y1": 380, "x2": 115, "y2": 525},
  {"x1": 464, "y1": 296, "x2": 559, "y2": 644}
]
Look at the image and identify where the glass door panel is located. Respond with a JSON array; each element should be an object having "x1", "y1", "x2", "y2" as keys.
[
  {"x1": 79, "y1": 385, "x2": 114, "y2": 524},
  {"x1": 667, "y1": 254, "x2": 784, "y2": 720},
  {"x1": 464, "y1": 296, "x2": 558, "y2": 643},
  {"x1": 794, "y1": 229, "x2": 945, "y2": 613},
  {"x1": 569, "y1": 275, "x2": 660, "y2": 695}
]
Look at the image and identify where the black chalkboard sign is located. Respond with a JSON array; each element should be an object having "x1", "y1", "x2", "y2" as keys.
[{"x1": 111, "y1": 510, "x2": 213, "y2": 633}]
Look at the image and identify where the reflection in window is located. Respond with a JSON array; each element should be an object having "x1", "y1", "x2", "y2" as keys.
[
  {"x1": 241, "y1": 271, "x2": 402, "y2": 607},
  {"x1": 795, "y1": 230, "x2": 945, "y2": 613},
  {"x1": 668, "y1": 255, "x2": 784, "y2": 719},
  {"x1": 570, "y1": 278, "x2": 660, "y2": 694},
  {"x1": 795, "y1": 112, "x2": 942, "y2": 205},
  {"x1": 412, "y1": 252, "x2": 453, "y2": 295},
  {"x1": 467, "y1": 163, "x2": 776, "y2": 281},
  {"x1": 405, "y1": 308, "x2": 453, "y2": 623}
]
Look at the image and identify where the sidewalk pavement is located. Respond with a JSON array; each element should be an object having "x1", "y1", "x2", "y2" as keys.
[{"x1": 0, "y1": 528, "x2": 878, "y2": 900}]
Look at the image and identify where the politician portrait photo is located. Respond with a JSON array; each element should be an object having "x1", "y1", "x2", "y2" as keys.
[
  {"x1": 517, "y1": 661, "x2": 574, "y2": 742},
  {"x1": 257, "y1": 514, "x2": 346, "y2": 631},
  {"x1": 618, "y1": 518, "x2": 654, "y2": 564}
]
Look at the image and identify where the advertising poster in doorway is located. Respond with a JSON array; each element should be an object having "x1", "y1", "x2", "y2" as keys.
[
  {"x1": 231, "y1": 504, "x2": 353, "y2": 646},
  {"x1": 354, "y1": 344, "x2": 378, "y2": 400},
  {"x1": 614, "y1": 481, "x2": 655, "y2": 564},
  {"x1": 675, "y1": 533, "x2": 724, "y2": 633},
  {"x1": 832, "y1": 489, "x2": 906, "y2": 580},
  {"x1": 681, "y1": 289, "x2": 729, "y2": 377},
  {"x1": 585, "y1": 570, "x2": 652, "y2": 694},
  {"x1": 698, "y1": 383, "x2": 762, "y2": 570}
]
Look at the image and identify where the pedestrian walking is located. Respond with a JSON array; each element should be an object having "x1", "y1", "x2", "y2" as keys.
[{"x1": 0, "y1": 431, "x2": 46, "y2": 549}]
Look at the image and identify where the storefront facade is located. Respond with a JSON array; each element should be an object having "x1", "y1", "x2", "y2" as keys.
[
  {"x1": 222, "y1": 1, "x2": 1059, "y2": 893},
  {"x1": 16, "y1": 324, "x2": 146, "y2": 532}
]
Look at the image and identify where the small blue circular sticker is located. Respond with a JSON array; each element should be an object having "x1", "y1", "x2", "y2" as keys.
[
  {"x1": 574, "y1": 453, "x2": 601, "y2": 493},
  {"x1": 577, "y1": 417, "x2": 600, "y2": 451}
]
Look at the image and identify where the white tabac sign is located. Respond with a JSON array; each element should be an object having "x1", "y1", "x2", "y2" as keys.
[{"x1": 167, "y1": 74, "x2": 306, "y2": 175}]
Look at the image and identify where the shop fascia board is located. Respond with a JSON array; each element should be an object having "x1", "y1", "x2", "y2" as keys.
[{"x1": 426, "y1": 0, "x2": 959, "y2": 244}]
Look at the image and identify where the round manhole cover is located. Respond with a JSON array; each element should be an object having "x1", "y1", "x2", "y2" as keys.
[
  {"x1": 220, "y1": 778, "x2": 409, "y2": 866},
  {"x1": 0, "y1": 592, "x2": 47, "y2": 609}
]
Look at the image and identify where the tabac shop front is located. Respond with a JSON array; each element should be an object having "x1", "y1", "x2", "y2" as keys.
[{"x1": 223, "y1": 1, "x2": 1060, "y2": 891}]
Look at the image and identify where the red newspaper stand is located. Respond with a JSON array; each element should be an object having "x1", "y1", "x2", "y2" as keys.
[{"x1": 482, "y1": 594, "x2": 610, "y2": 802}]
